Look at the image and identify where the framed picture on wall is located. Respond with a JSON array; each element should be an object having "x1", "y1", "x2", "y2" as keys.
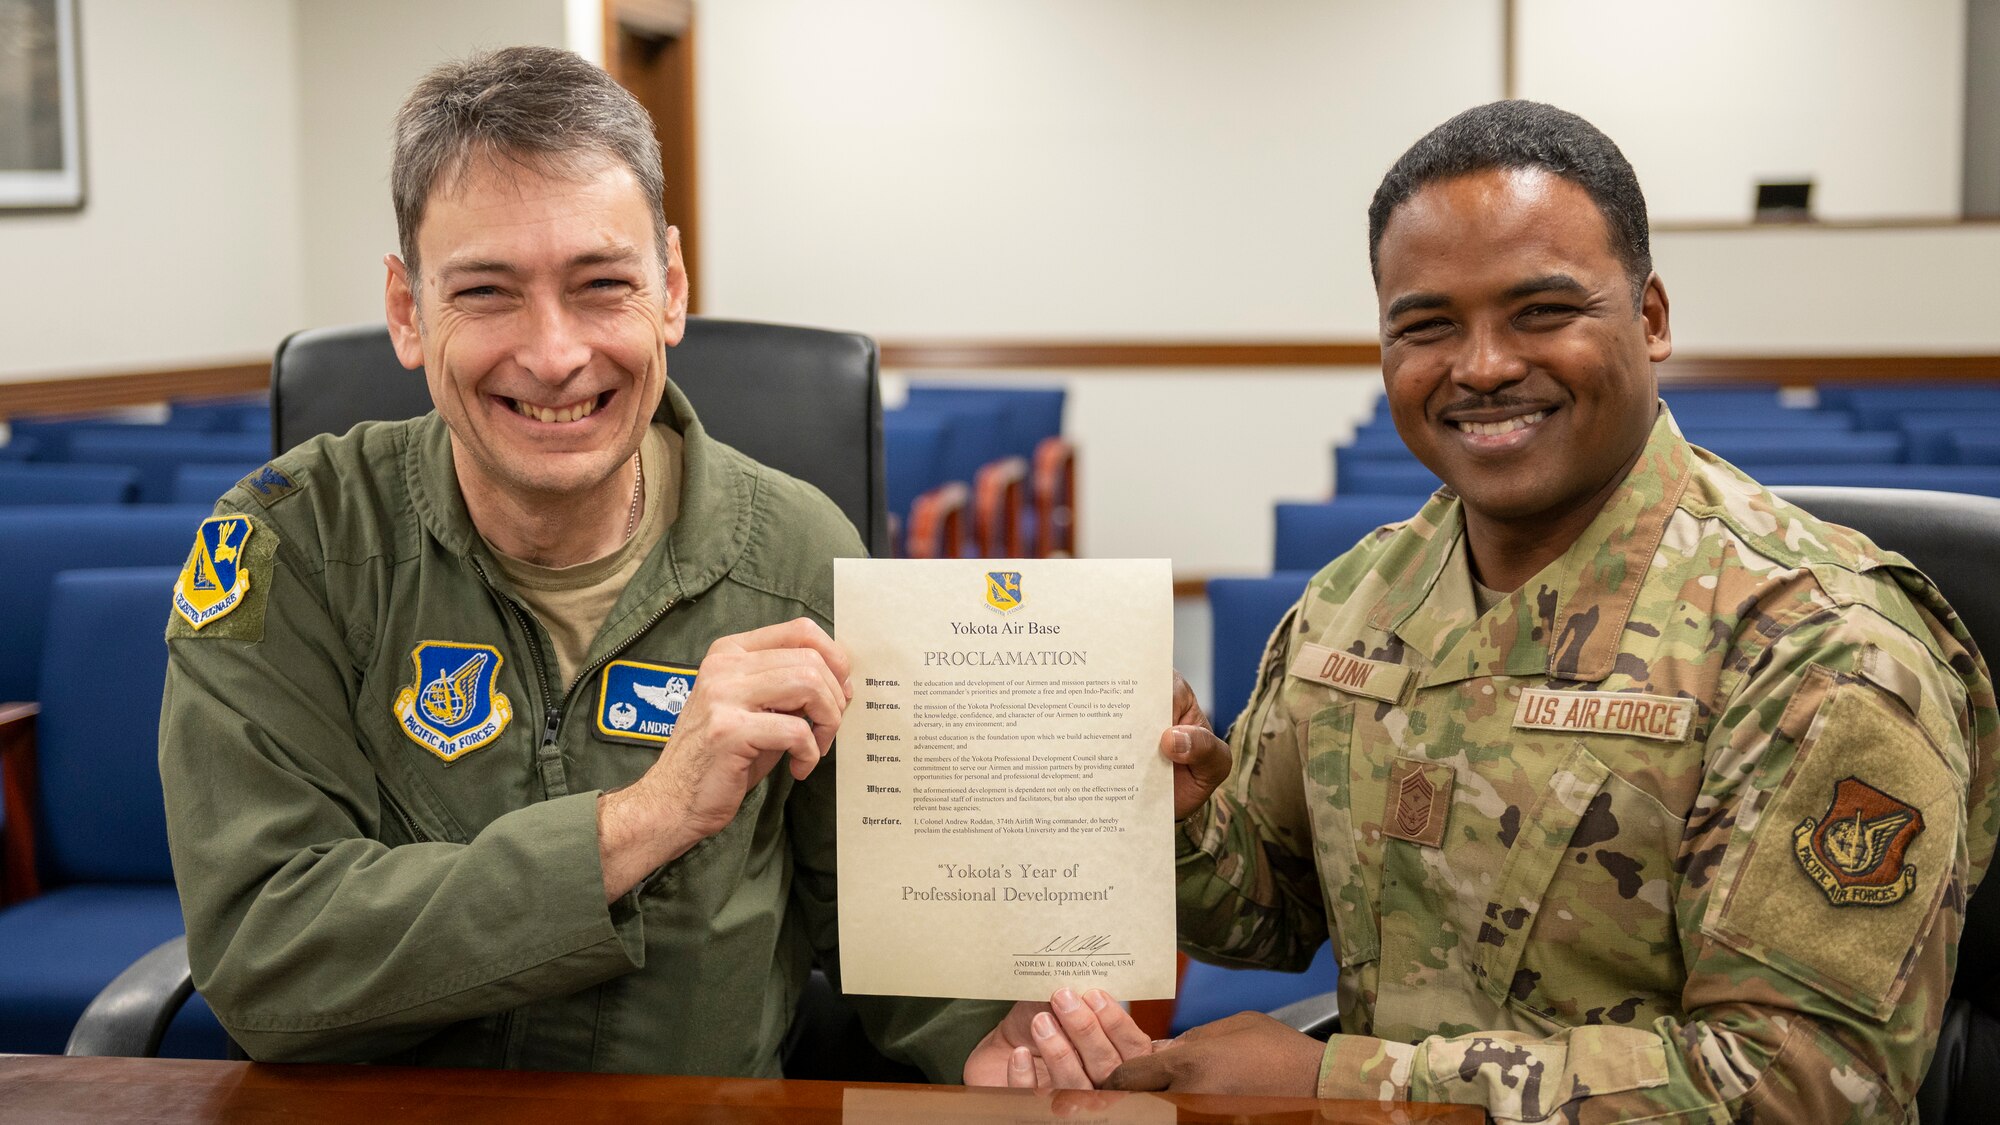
[{"x1": 0, "y1": 0, "x2": 83, "y2": 210}]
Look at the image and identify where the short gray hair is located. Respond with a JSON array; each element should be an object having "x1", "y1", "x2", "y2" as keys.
[{"x1": 391, "y1": 46, "x2": 667, "y2": 283}]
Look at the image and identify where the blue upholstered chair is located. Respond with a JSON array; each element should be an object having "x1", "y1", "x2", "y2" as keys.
[
  {"x1": 169, "y1": 464, "x2": 265, "y2": 507},
  {"x1": 0, "y1": 506, "x2": 212, "y2": 704},
  {"x1": 1333, "y1": 455, "x2": 1443, "y2": 497},
  {"x1": 1185, "y1": 570, "x2": 1336, "y2": 1031},
  {"x1": 0, "y1": 464, "x2": 141, "y2": 506},
  {"x1": 63, "y1": 431, "x2": 271, "y2": 504},
  {"x1": 1206, "y1": 571, "x2": 1316, "y2": 742},
  {"x1": 0, "y1": 567, "x2": 230, "y2": 1057},
  {"x1": 1174, "y1": 942, "x2": 1338, "y2": 1035},
  {"x1": 1273, "y1": 497, "x2": 1424, "y2": 572}
]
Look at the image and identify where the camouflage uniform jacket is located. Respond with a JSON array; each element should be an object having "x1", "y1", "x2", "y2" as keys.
[{"x1": 1178, "y1": 410, "x2": 2000, "y2": 1122}]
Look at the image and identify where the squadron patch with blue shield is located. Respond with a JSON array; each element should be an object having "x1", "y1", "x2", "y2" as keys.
[
  {"x1": 985, "y1": 570, "x2": 1023, "y2": 614},
  {"x1": 393, "y1": 642, "x2": 514, "y2": 762},
  {"x1": 173, "y1": 515, "x2": 257, "y2": 630},
  {"x1": 597, "y1": 659, "x2": 699, "y2": 745}
]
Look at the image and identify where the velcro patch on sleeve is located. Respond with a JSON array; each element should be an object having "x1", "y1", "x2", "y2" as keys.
[
  {"x1": 1513, "y1": 688, "x2": 1694, "y2": 742},
  {"x1": 167, "y1": 514, "x2": 277, "y2": 642},
  {"x1": 1706, "y1": 673, "x2": 1958, "y2": 1018},
  {"x1": 1288, "y1": 642, "x2": 1413, "y2": 704}
]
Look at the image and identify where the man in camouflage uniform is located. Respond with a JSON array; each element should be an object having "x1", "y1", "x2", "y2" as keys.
[{"x1": 1064, "y1": 102, "x2": 2000, "y2": 1120}]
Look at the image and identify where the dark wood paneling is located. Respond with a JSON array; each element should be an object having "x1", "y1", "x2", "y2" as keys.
[
  {"x1": 0, "y1": 1055, "x2": 1484, "y2": 1123},
  {"x1": 0, "y1": 360, "x2": 267, "y2": 421},
  {"x1": 1658, "y1": 354, "x2": 2000, "y2": 385},
  {"x1": 881, "y1": 340, "x2": 1382, "y2": 369}
]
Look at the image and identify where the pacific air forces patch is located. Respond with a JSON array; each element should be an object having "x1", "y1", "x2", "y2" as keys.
[
  {"x1": 1794, "y1": 776, "x2": 1925, "y2": 907},
  {"x1": 173, "y1": 515, "x2": 257, "y2": 630},
  {"x1": 393, "y1": 642, "x2": 513, "y2": 762},
  {"x1": 597, "y1": 659, "x2": 698, "y2": 745}
]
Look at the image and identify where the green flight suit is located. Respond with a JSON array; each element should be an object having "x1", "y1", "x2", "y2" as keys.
[
  {"x1": 1180, "y1": 409, "x2": 2000, "y2": 1122},
  {"x1": 159, "y1": 382, "x2": 1008, "y2": 1076}
]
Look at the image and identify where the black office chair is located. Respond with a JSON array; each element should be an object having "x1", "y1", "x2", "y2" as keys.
[
  {"x1": 270, "y1": 317, "x2": 889, "y2": 557},
  {"x1": 1771, "y1": 487, "x2": 2000, "y2": 1125},
  {"x1": 1268, "y1": 486, "x2": 2000, "y2": 1113}
]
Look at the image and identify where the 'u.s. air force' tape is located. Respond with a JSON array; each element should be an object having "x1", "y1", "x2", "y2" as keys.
[{"x1": 597, "y1": 659, "x2": 699, "y2": 745}]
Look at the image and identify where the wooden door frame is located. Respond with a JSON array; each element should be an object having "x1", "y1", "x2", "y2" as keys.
[{"x1": 604, "y1": 1, "x2": 701, "y2": 312}]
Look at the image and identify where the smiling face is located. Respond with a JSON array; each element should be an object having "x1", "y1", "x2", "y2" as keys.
[
  {"x1": 384, "y1": 151, "x2": 687, "y2": 514},
  {"x1": 1375, "y1": 167, "x2": 1671, "y2": 539}
]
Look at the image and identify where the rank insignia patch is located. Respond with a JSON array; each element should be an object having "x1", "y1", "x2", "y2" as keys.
[
  {"x1": 1793, "y1": 776, "x2": 1925, "y2": 907},
  {"x1": 173, "y1": 515, "x2": 256, "y2": 629},
  {"x1": 597, "y1": 659, "x2": 699, "y2": 745},
  {"x1": 1383, "y1": 758, "x2": 1454, "y2": 849},
  {"x1": 240, "y1": 463, "x2": 298, "y2": 507},
  {"x1": 985, "y1": 571, "x2": 1023, "y2": 614},
  {"x1": 393, "y1": 642, "x2": 513, "y2": 761}
]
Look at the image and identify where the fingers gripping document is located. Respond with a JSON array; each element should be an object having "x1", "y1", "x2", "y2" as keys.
[{"x1": 834, "y1": 558, "x2": 1177, "y2": 1000}]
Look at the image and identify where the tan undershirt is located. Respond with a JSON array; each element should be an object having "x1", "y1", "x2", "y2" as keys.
[
  {"x1": 488, "y1": 424, "x2": 681, "y2": 689},
  {"x1": 1472, "y1": 575, "x2": 1507, "y2": 617}
]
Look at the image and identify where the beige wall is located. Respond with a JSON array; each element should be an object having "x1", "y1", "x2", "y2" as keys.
[
  {"x1": 0, "y1": 0, "x2": 305, "y2": 380},
  {"x1": 695, "y1": 0, "x2": 1502, "y2": 340},
  {"x1": 1519, "y1": 0, "x2": 1967, "y2": 222},
  {"x1": 294, "y1": 0, "x2": 569, "y2": 330}
]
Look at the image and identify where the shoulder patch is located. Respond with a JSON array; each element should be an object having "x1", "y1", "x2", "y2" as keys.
[
  {"x1": 1706, "y1": 669, "x2": 1958, "y2": 1018},
  {"x1": 596, "y1": 659, "x2": 699, "y2": 745},
  {"x1": 1792, "y1": 777, "x2": 1925, "y2": 907},
  {"x1": 168, "y1": 514, "x2": 275, "y2": 640},
  {"x1": 393, "y1": 642, "x2": 514, "y2": 762},
  {"x1": 239, "y1": 462, "x2": 300, "y2": 507}
]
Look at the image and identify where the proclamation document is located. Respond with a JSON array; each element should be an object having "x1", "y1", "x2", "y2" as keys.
[{"x1": 834, "y1": 558, "x2": 1177, "y2": 1000}]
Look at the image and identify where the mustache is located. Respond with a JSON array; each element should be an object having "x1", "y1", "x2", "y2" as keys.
[{"x1": 1438, "y1": 395, "x2": 1549, "y2": 415}]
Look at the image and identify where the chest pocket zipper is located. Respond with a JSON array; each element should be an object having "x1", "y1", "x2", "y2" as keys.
[{"x1": 377, "y1": 782, "x2": 432, "y2": 845}]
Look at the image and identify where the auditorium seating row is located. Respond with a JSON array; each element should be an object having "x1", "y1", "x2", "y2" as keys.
[
  {"x1": 0, "y1": 398, "x2": 269, "y2": 507},
  {"x1": 1333, "y1": 384, "x2": 2000, "y2": 498},
  {"x1": 0, "y1": 389, "x2": 1083, "y2": 563},
  {"x1": 884, "y1": 384, "x2": 1076, "y2": 559}
]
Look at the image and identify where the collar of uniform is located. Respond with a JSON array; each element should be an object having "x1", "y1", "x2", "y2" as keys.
[
  {"x1": 1371, "y1": 404, "x2": 1694, "y2": 687},
  {"x1": 650, "y1": 376, "x2": 749, "y2": 603},
  {"x1": 406, "y1": 377, "x2": 748, "y2": 605}
]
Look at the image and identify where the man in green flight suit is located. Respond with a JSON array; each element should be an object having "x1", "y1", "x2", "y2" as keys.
[
  {"x1": 1025, "y1": 101, "x2": 2000, "y2": 1121},
  {"x1": 157, "y1": 46, "x2": 1042, "y2": 1079}
]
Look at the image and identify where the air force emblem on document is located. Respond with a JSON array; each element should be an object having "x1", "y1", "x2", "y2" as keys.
[
  {"x1": 173, "y1": 515, "x2": 255, "y2": 629},
  {"x1": 985, "y1": 571, "x2": 1023, "y2": 614},
  {"x1": 393, "y1": 642, "x2": 514, "y2": 761},
  {"x1": 597, "y1": 659, "x2": 698, "y2": 745}
]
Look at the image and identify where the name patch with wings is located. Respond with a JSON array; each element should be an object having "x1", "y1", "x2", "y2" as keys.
[
  {"x1": 1793, "y1": 776, "x2": 1925, "y2": 907},
  {"x1": 392, "y1": 641, "x2": 513, "y2": 762},
  {"x1": 597, "y1": 659, "x2": 699, "y2": 746}
]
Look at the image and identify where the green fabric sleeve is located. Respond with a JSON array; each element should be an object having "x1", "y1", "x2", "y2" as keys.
[{"x1": 160, "y1": 553, "x2": 645, "y2": 1063}]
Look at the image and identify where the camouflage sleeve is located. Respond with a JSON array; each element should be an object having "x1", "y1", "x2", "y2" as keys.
[
  {"x1": 1312, "y1": 599, "x2": 1990, "y2": 1123},
  {"x1": 1176, "y1": 599, "x2": 1331, "y2": 972}
]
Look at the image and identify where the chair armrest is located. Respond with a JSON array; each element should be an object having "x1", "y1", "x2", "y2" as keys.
[
  {"x1": 1268, "y1": 989, "x2": 1340, "y2": 1041},
  {"x1": 1032, "y1": 438, "x2": 1077, "y2": 558},
  {"x1": 974, "y1": 455, "x2": 1028, "y2": 557},
  {"x1": 907, "y1": 482, "x2": 969, "y2": 559},
  {"x1": 0, "y1": 701, "x2": 40, "y2": 904},
  {"x1": 65, "y1": 934, "x2": 198, "y2": 1058}
]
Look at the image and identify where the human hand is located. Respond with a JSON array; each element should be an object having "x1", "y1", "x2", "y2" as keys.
[
  {"x1": 963, "y1": 989, "x2": 1155, "y2": 1089},
  {"x1": 1162, "y1": 670, "x2": 1232, "y2": 819},
  {"x1": 1103, "y1": 1011, "x2": 1322, "y2": 1096},
  {"x1": 598, "y1": 618, "x2": 850, "y2": 898}
]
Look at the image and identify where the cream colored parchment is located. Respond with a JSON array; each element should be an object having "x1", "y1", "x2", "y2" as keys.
[{"x1": 834, "y1": 558, "x2": 1176, "y2": 1000}]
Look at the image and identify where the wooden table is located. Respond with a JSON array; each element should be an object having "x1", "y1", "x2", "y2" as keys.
[{"x1": 0, "y1": 1055, "x2": 1484, "y2": 1123}]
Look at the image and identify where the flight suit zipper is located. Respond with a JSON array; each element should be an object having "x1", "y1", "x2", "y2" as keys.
[{"x1": 468, "y1": 556, "x2": 684, "y2": 753}]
